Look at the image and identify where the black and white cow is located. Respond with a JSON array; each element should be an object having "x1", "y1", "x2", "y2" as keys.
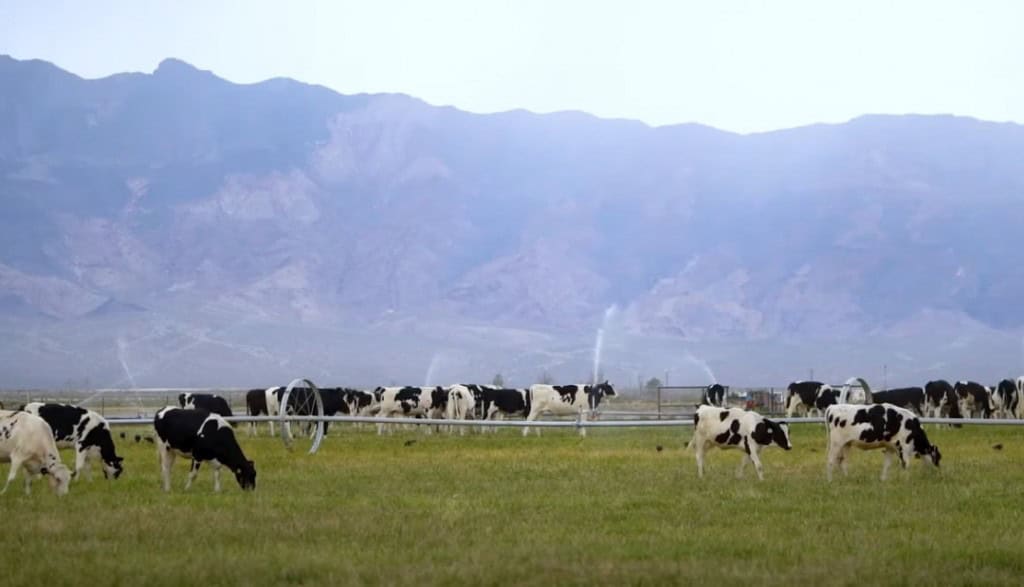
[
  {"x1": 178, "y1": 392, "x2": 234, "y2": 419},
  {"x1": 21, "y1": 402, "x2": 123, "y2": 480},
  {"x1": 0, "y1": 409, "x2": 72, "y2": 495},
  {"x1": 953, "y1": 381, "x2": 994, "y2": 419},
  {"x1": 341, "y1": 388, "x2": 379, "y2": 417},
  {"x1": 870, "y1": 387, "x2": 925, "y2": 415},
  {"x1": 701, "y1": 384, "x2": 727, "y2": 407},
  {"x1": 824, "y1": 403, "x2": 941, "y2": 481},
  {"x1": 992, "y1": 379, "x2": 1020, "y2": 419},
  {"x1": 245, "y1": 388, "x2": 270, "y2": 436},
  {"x1": 374, "y1": 386, "x2": 449, "y2": 435},
  {"x1": 523, "y1": 381, "x2": 616, "y2": 437},
  {"x1": 444, "y1": 385, "x2": 478, "y2": 435},
  {"x1": 153, "y1": 407, "x2": 256, "y2": 492},
  {"x1": 924, "y1": 380, "x2": 956, "y2": 418},
  {"x1": 476, "y1": 387, "x2": 530, "y2": 431},
  {"x1": 687, "y1": 405, "x2": 791, "y2": 481},
  {"x1": 784, "y1": 381, "x2": 838, "y2": 417}
]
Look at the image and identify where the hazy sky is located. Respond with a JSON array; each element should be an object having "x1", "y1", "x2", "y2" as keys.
[{"x1": 2, "y1": 0, "x2": 1021, "y2": 133}]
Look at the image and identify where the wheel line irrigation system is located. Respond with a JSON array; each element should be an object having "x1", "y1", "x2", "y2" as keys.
[{"x1": 99, "y1": 378, "x2": 1024, "y2": 455}]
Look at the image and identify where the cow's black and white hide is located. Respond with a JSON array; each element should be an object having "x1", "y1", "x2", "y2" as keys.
[
  {"x1": 953, "y1": 381, "x2": 994, "y2": 419},
  {"x1": 374, "y1": 386, "x2": 449, "y2": 435},
  {"x1": 153, "y1": 407, "x2": 256, "y2": 492},
  {"x1": 870, "y1": 388, "x2": 925, "y2": 415},
  {"x1": 523, "y1": 381, "x2": 616, "y2": 437},
  {"x1": 687, "y1": 406, "x2": 791, "y2": 481},
  {"x1": 825, "y1": 403, "x2": 941, "y2": 481},
  {"x1": 178, "y1": 392, "x2": 234, "y2": 420},
  {"x1": 992, "y1": 379, "x2": 1020, "y2": 419},
  {"x1": 784, "y1": 381, "x2": 838, "y2": 417},
  {"x1": 0, "y1": 409, "x2": 72, "y2": 495},
  {"x1": 21, "y1": 402, "x2": 123, "y2": 480},
  {"x1": 701, "y1": 384, "x2": 727, "y2": 407},
  {"x1": 244, "y1": 388, "x2": 269, "y2": 436}
]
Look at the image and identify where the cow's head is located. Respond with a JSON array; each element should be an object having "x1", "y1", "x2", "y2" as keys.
[
  {"x1": 103, "y1": 456, "x2": 125, "y2": 480},
  {"x1": 767, "y1": 420, "x2": 792, "y2": 450},
  {"x1": 592, "y1": 380, "x2": 615, "y2": 397},
  {"x1": 177, "y1": 393, "x2": 188, "y2": 408},
  {"x1": 924, "y1": 445, "x2": 942, "y2": 468},
  {"x1": 234, "y1": 460, "x2": 257, "y2": 491},
  {"x1": 43, "y1": 464, "x2": 72, "y2": 496}
]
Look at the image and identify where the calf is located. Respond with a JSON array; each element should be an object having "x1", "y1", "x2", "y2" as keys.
[
  {"x1": 178, "y1": 392, "x2": 234, "y2": 419},
  {"x1": 687, "y1": 405, "x2": 791, "y2": 481},
  {"x1": 953, "y1": 381, "x2": 994, "y2": 419},
  {"x1": 701, "y1": 384, "x2": 727, "y2": 407},
  {"x1": 153, "y1": 407, "x2": 256, "y2": 492},
  {"x1": 825, "y1": 403, "x2": 941, "y2": 481},
  {"x1": 21, "y1": 402, "x2": 124, "y2": 480},
  {"x1": 523, "y1": 381, "x2": 616, "y2": 437},
  {"x1": 992, "y1": 379, "x2": 1020, "y2": 419},
  {"x1": 0, "y1": 410, "x2": 72, "y2": 495},
  {"x1": 374, "y1": 386, "x2": 449, "y2": 435},
  {"x1": 784, "y1": 381, "x2": 838, "y2": 417},
  {"x1": 870, "y1": 387, "x2": 925, "y2": 415}
]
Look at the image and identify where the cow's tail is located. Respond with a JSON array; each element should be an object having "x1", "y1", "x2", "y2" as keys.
[{"x1": 524, "y1": 387, "x2": 532, "y2": 419}]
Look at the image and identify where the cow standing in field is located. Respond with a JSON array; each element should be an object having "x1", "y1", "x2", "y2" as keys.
[
  {"x1": 153, "y1": 407, "x2": 256, "y2": 492},
  {"x1": 342, "y1": 388, "x2": 379, "y2": 417},
  {"x1": 473, "y1": 387, "x2": 530, "y2": 432},
  {"x1": 870, "y1": 387, "x2": 925, "y2": 415},
  {"x1": 245, "y1": 388, "x2": 269, "y2": 436},
  {"x1": 824, "y1": 403, "x2": 941, "y2": 481},
  {"x1": 953, "y1": 381, "x2": 994, "y2": 419},
  {"x1": 992, "y1": 379, "x2": 1020, "y2": 419},
  {"x1": 445, "y1": 385, "x2": 478, "y2": 435},
  {"x1": 687, "y1": 405, "x2": 791, "y2": 481},
  {"x1": 784, "y1": 381, "x2": 838, "y2": 417},
  {"x1": 21, "y1": 402, "x2": 124, "y2": 480},
  {"x1": 374, "y1": 386, "x2": 449, "y2": 435},
  {"x1": 0, "y1": 410, "x2": 72, "y2": 495},
  {"x1": 701, "y1": 384, "x2": 727, "y2": 407},
  {"x1": 522, "y1": 381, "x2": 616, "y2": 437},
  {"x1": 178, "y1": 392, "x2": 234, "y2": 419}
]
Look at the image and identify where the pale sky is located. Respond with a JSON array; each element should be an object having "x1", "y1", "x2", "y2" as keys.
[{"x1": 1, "y1": 0, "x2": 1022, "y2": 133}]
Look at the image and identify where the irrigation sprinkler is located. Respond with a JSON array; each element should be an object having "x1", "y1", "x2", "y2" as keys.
[{"x1": 278, "y1": 378, "x2": 325, "y2": 454}]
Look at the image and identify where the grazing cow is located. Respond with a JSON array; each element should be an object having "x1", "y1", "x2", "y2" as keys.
[
  {"x1": 0, "y1": 410, "x2": 72, "y2": 495},
  {"x1": 701, "y1": 384, "x2": 727, "y2": 407},
  {"x1": 445, "y1": 385, "x2": 478, "y2": 435},
  {"x1": 374, "y1": 386, "x2": 449, "y2": 435},
  {"x1": 178, "y1": 392, "x2": 234, "y2": 419},
  {"x1": 870, "y1": 387, "x2": 925, "y2": 415},
  {"x1": 687, "y1": 405, "x2": 791, "y2": 481},
  {"x1": 992, "y1": 379, "x2": 1020, "y2": 419},
  {"x1": 824, "y1": 403, "x2": 941, "y2": 481},
  {"x1": 953, "y1": 381, "x2": 994, "y2": 419},
  {"x1": 784, "y1": 381, "x2": 838, "y2": 417},
  {"x1": 153, "y1": 407, "x2": 256, "y2": 492},
  {"x1": 522, "y1": 381, "x2": 616, "y2": 437},
  {"x1": 21, "y1": 402, "x2": 124, "y2": 480}
]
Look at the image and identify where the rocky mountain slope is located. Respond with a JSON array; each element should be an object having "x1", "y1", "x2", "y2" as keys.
[{"x1": 2, "y1": 55, "x2": 1023, "y2": 388}]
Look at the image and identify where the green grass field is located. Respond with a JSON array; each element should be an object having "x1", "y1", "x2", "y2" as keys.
[{"x1": 2, "y1": 423, "x2": 1023, "y2": 586}]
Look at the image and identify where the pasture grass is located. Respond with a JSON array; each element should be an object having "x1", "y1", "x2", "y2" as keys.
[{"x1": 2, "y1": 423, "x2": 1024, "y2": 586}]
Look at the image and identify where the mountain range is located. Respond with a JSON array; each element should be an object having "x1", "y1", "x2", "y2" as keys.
[{"x1": 2, "y1": 55, "x2": 1023, "y2": 389}]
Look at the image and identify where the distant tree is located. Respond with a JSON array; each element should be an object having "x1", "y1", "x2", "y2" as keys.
[
  {"x1": 537, "y1": 371, "x2": 554, "y2": 384},
  {"x1": 645, "y1": 377, "x2": 663, "y2": 391},
  {"x1": 492, "y1": 373, "x2": 505, "y2": 387}
]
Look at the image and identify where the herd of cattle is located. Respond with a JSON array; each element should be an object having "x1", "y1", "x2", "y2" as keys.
[{"x1": 0, "y1": 376, "x2": 1020, "y2": 495}]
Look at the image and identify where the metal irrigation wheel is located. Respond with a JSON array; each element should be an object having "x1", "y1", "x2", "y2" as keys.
[{"x1": 278, "y1": 378, "x2": 325, "y2": 454}]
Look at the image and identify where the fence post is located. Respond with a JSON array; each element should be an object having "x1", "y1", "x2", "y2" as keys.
[{"x1": 657, "y1": 387, "x2": 662, "y2": 420}]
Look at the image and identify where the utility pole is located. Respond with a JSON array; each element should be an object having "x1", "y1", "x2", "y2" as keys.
[
  {"x1": 883, "y1": 364, "x2": 888, "y2": 390},
  {"x1": 664, "y1": 370, "x2": 669, "y2": 387}
]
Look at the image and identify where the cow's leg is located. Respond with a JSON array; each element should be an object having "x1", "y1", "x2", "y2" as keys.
[
  {"x1": 736, "y1": 454, "x2": 749, "y2": 479},
  {"x1": 74, "y1": 445, "x2": 88, "y2": 481},
  {"x1": 523, "y1": 411, "x2": 538, "y2": 437},
  {"x1": 158, "y1": 443, "x2": 175, "y2": 492},
  {"x1": 185, "y1": 460, "x2": 201, "y2": 490},
  {"x1": 880, "y1": 448, "x2": 894, "y2": 481},
  {"x1": 695, "y1": 442, "x2": 707, "y2": 478},
  {"x1": 1, "y1": 454, "x2": 25, "y2": 495},
  {"x1": 212, "y1": 462, "x2": 222, "y2": 492},
  {"x1": 747, "y1": 445, "x2": 766, "y2": 481},
  {"x1": 826, "y1": 442, "x2": 840, "y2": 482}
]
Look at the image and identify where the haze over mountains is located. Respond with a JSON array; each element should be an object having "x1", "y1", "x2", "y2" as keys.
[{"x1": 2, "y1": 55, "x2": 1023, "y2": 389}]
